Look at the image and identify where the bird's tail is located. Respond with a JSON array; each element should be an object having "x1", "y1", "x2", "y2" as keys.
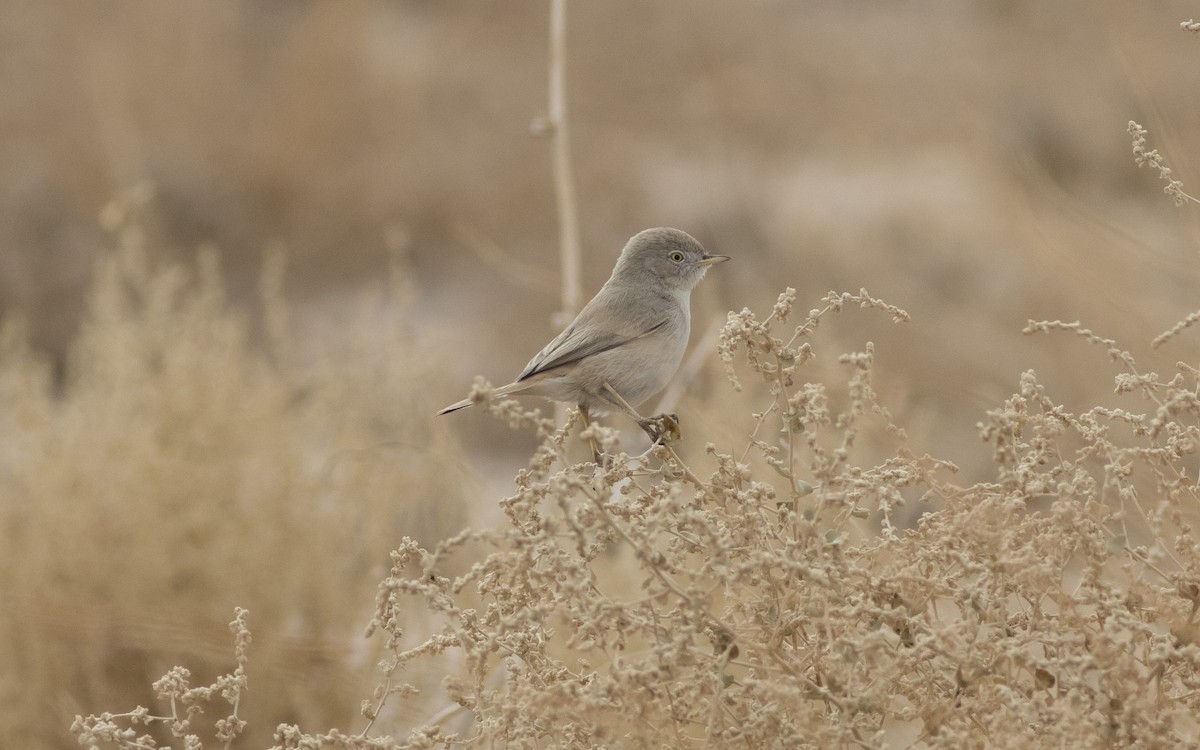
[
  {"x1": 437, "y1": 397, "x2": 475, "y2": 415},
  {"x1": 436, "y1": 380, "x2": 527, "y2": 415}
]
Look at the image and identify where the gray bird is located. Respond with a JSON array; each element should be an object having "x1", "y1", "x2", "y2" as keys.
[{"x1": 438, "y1": 227, "x2": 728, "y2": 447}]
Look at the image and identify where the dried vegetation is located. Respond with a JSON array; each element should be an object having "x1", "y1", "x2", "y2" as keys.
[{"x1": 72, "y1": 273, "x2": 1200, "y2": 748}]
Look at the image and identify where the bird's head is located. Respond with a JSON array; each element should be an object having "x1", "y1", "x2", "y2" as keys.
[{"x1": 614, "y1": 227, "x2": 730, "y2": 291}]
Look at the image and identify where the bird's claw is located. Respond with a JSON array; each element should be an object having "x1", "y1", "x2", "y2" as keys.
[{"x1": 638, "y1": 413, "x2": 682, "y2": 445}]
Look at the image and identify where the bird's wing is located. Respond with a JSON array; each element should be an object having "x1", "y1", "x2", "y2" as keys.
[{"x1": 517, "y1": 312, "x2": 667, "y2": 382}]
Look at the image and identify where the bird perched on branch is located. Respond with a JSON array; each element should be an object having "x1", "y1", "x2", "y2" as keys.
[{"x1": 439, "y1": 227, "x2": 728, "y2": 456}]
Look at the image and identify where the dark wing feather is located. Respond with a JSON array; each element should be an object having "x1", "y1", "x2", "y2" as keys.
[{"x1": 517, "y1": 318, "x2": 667, "y2": 381}]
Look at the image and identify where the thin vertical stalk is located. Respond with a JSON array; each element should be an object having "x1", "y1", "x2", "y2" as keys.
[
  {"x1": 548, "y1": 0, "x2": 582, "y2": 428},
  {"x1": 549, "y1": 0, "x2": 583, "y2": 320}
]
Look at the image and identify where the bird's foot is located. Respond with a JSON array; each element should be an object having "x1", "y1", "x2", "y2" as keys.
[{"x1": 637, "y1": 413, "x2": 682, "y2": 445}]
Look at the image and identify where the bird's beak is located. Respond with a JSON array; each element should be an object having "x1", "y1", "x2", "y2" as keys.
[{"x1": 697, "y1": 254, "x2": 731, "y2": 267}]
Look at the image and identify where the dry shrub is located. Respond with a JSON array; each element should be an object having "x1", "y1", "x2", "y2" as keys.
[
  {"x1": 75, "y1": 282, "x2": 1200, "y2": 748},
  {"x1": 1, "y1": 189, "x2": 471, "y2": 750}
]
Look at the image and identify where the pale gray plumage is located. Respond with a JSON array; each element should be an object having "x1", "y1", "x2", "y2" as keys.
[{"x1": 438, "y1": 227, "x2": 728, "y2": 418}]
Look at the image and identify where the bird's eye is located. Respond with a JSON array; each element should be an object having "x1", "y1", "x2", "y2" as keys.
[{"x1": 669, "y1": 251, "x2": 685, "y2": 263}]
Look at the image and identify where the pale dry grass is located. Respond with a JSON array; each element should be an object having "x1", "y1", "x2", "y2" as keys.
[
  {"x1": 72, "y1": 280, "x2": 1200, "y2": 748},
  {"x1": 1, "y1": 192, "x2": 472, "y2": 749}
]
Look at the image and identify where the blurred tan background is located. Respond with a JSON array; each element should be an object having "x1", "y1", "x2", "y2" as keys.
[
  {"x1": 6, "y1": 0, "x2": 1200, "y2": 470},
  {"x1": 5, "y1": 1, "x2": 1200, "y2": 746}
]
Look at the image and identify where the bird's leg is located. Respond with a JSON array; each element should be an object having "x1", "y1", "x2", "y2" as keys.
[
  {"x1": 579, "y1": 405, "x2": 604, "y2": 464},
  {"x1": 600, "y1": 382, "x2": 682, "y2": 446}
]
